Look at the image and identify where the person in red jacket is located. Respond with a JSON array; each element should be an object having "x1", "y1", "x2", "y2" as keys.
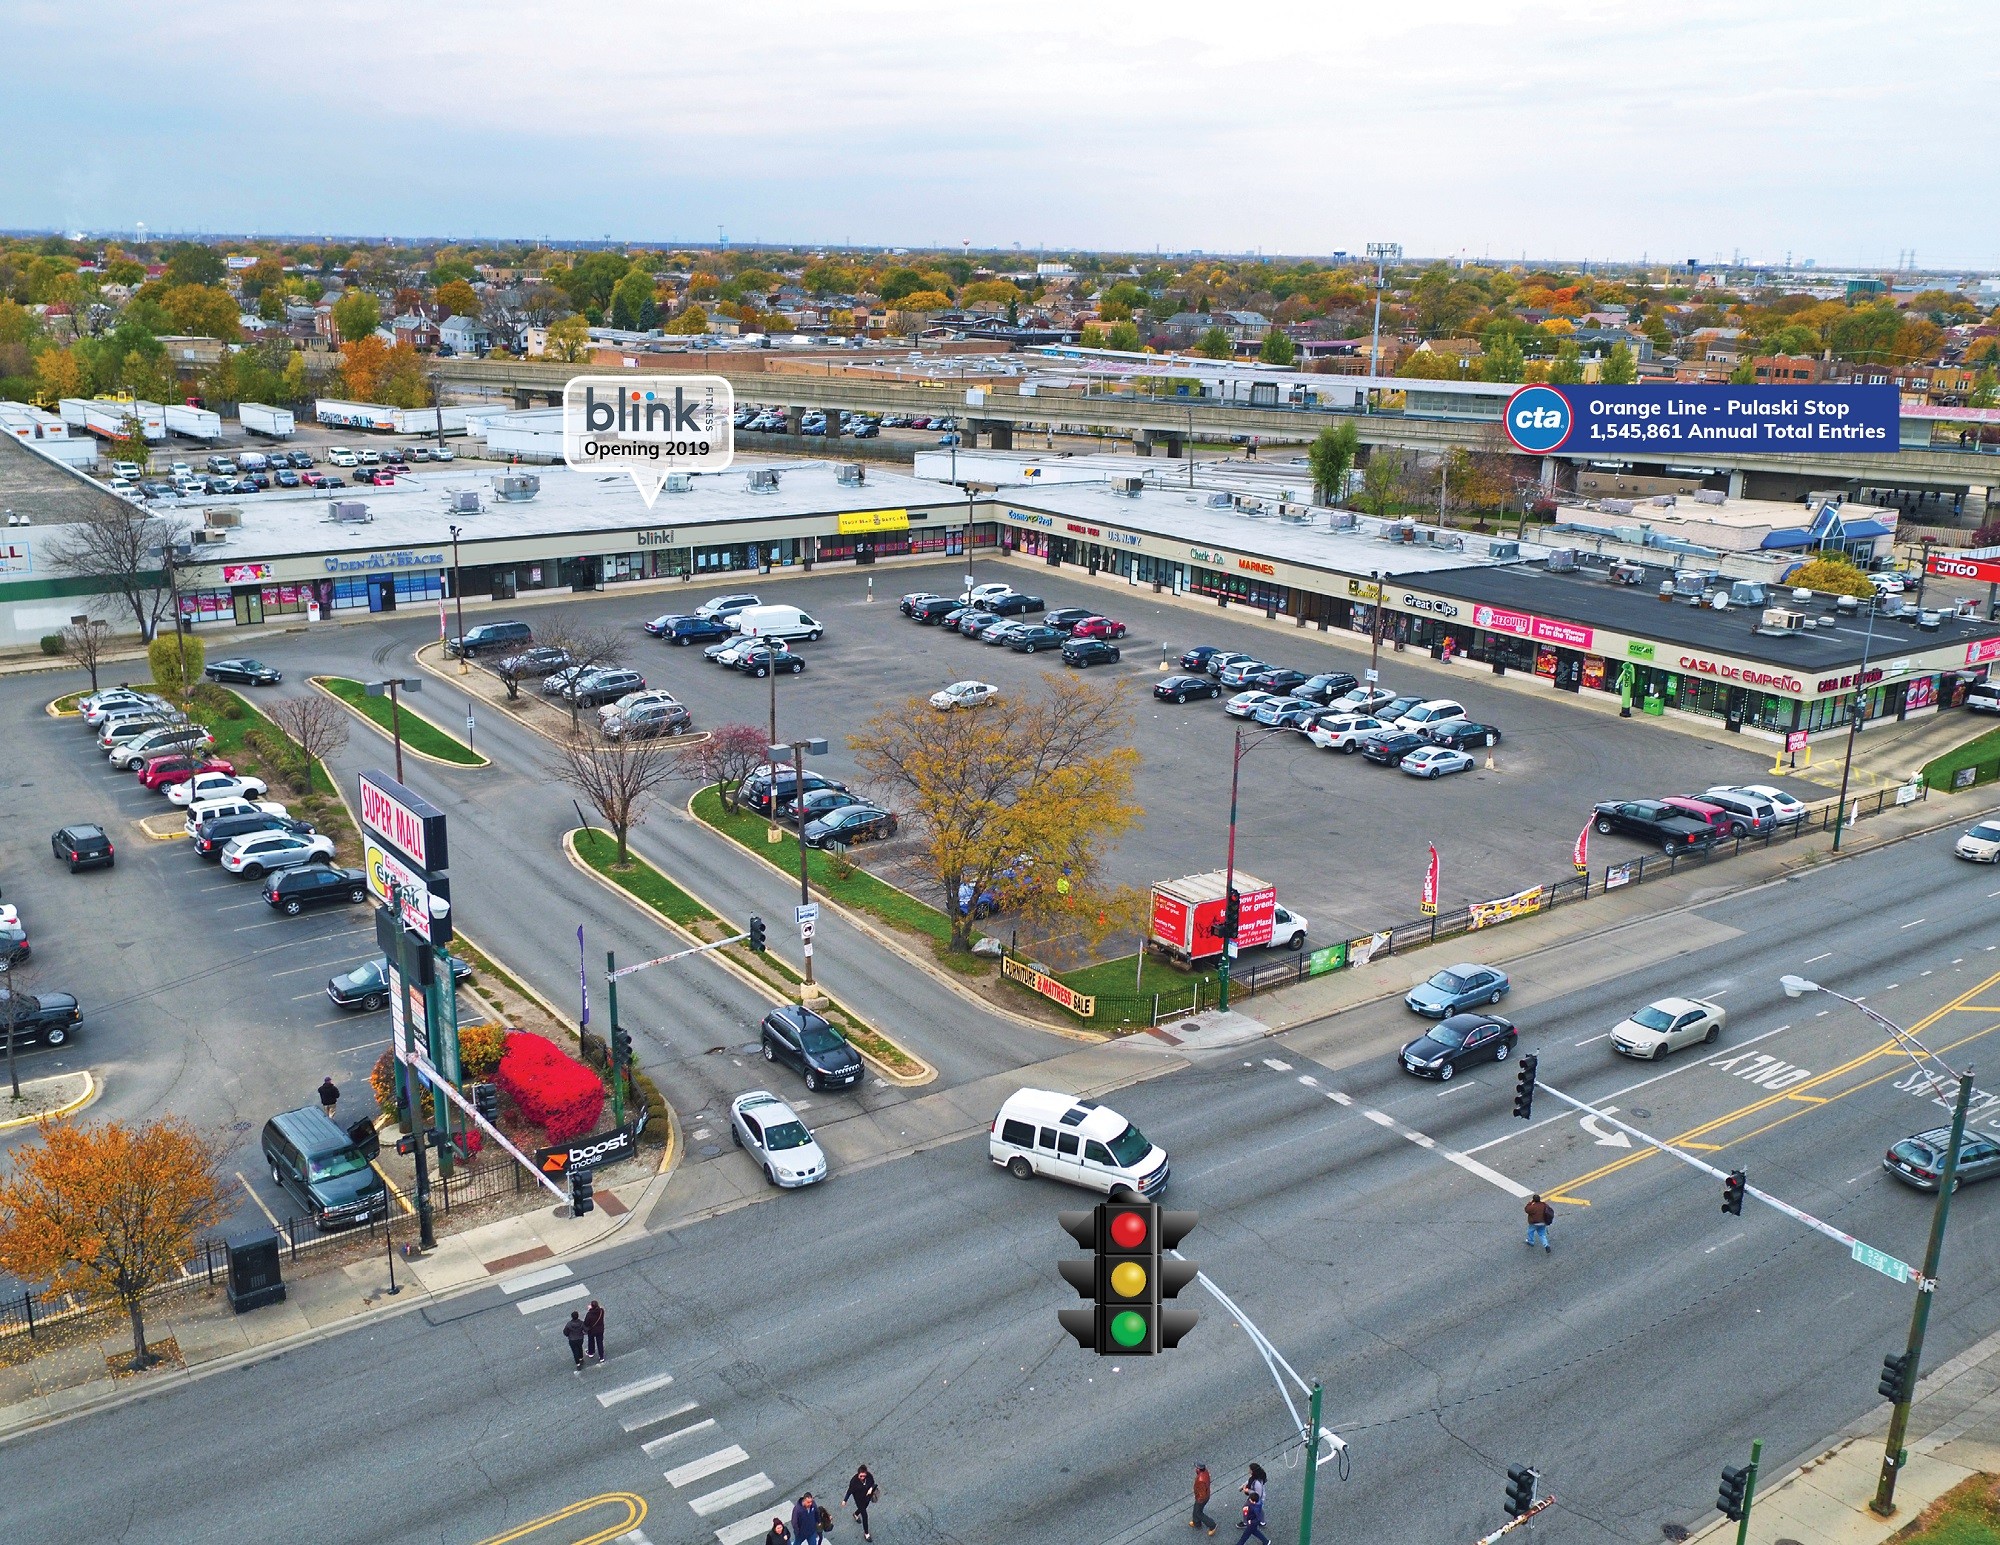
[{"x1": 1191, "y1": 1463, "x2": 1217, "y2": 1534}]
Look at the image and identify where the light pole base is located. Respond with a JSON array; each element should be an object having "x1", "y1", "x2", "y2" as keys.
[{"x1": 800, "y1": 987, "x2": 828, "y2": 1010}]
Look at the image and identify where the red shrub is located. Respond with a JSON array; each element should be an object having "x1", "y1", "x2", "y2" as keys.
[{"x1": 494, "y1": 1032, "x2": 605, "y2": 1145}]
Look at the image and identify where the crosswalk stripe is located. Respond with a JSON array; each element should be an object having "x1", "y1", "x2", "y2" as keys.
[
  {"x1": 641, "y1": 1417, "x2": 716, "y2": 1455},
  {"x1": 714, "y1": 1516, "x2": 776, "y2": 1545},
  {"x1": 597, "y1": 1370, "x2": 676, "y2": 1407},
  {"x1": 615, "y1": 1532, "x2": 653, "y2": 1545},
  {"x1": 666, "y1": 1445, "x2": 750, "y2": 1488},
  {"x1": 623, "y1": 1399, "x2": 700, "y2": 1434},
  {"x1": 690, "y1": 1474, "x2": 772, "y2": 1517},
  {"x1": 498, "y1": 1264, "x2": 573, "y2": 1294},
  {"x1": 516, "y1": 1283, "x2": 589, "y2": 1314}
]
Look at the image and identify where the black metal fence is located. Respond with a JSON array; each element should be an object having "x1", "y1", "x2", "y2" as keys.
[{"x1": 1933, "y1": 756, "x2": 2000, "y2": 793}]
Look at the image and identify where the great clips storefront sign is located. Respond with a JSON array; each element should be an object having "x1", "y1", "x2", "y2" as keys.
[{"x1": 1503, "y1": 384, "x2": 1900, "y2": 455}]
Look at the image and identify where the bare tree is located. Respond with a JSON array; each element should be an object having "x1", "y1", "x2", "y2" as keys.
[
  {"x1": 554, "y1": 729, "x2": 679, "y2": 865},
  {"x1": 673, "y1": 724, "x2": 771, "y2": 813},
  {"x1": 531, "y1": 611, "x2": 630, "y2": 730},
  {"x1": 270, "y1": 692, "x2": 351, "y2": 795},
  {"x1": 44, "y1": 508, "x2": 190, "y2": 643},
  {"x1": 1, "y1": 955, "x2": 31, "y2": 1102},
  {"x1": 60, "y1": 619, "x2": 113, "y2": 693}
]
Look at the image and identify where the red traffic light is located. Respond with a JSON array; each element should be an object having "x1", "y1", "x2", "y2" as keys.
[{"x1": 1110, "y1": 1209, "x2": 1148, "y2": 1249}]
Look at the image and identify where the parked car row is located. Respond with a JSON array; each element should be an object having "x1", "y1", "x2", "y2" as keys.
[
  {"x1": 899, "y1": 586, "x2": 1132, "y2": 666},
  {"x1": 1592, "y1": 784, "x2": 1807, "y2": 854},
  {"x1": 735, "y1": 406, "x2": 881, "y2": 439}
]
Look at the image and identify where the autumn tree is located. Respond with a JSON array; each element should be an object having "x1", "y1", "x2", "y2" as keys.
[
  {"x1": 1307, "y1": 421, "x2": 1360, "y2": 506},
  {"x1": 61, "y1": 618, "x2": 112, "y2": 693},
  {"x1": 338, "y1": 335, "x2": 390, "y2": 400},
  {"x1": 0, "y1": 1117, "x2": 228, "y2": 1368},
  {"x1": 148, "y1": 629, "x2": 205, "y2": 703},
  {"x1": 158, "y1": 283, "x2": 241, "y2": 340},
  {"x1": 1786, "y1": 554, "x2": 1875, "y2": 599},
  {"x1": 665, "y1": 304, "x2": 709, "y2": 336},
  {"x1": 45, "y1": 506, "x2": 189, "y2": 643},
  {"x1": 270, "y1": 691, "x2": 350, "y2": 795},
  {"x1": 434, "y1": 279, "x2": 481, "y2": 319},
  {"x1": 554, "y1": 728, "x2": 679, "y2": 865},
  {"x1": 1601, "y1": 342, "x2": 1637, "y2": 384},
  {"x1": 1194, "y1": 325, "x2": 1233, "y2": 359},
  {"x1": 674, "y1": 723, "x2": 773, "y2": 813},
  {"x1": 851, "y1": 674, "x2": 1140, "y2": 952},
  {"x1": 331, "y1": 289, "x2": 381, "y2": 342},
  {"x1": 544, "y1": 313, "x2": 592, "y2": 361},
  {"x1": 1358, "y1": 448, "x2": 1410, "y2": 519}
]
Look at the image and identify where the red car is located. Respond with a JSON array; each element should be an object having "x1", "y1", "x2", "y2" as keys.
[
  {"x1": 1070, "y1": 615, "x2": 1128, "y2": 641},
  {"x1": 138, "y1": 754, "x2": 234, "y2": 792}
]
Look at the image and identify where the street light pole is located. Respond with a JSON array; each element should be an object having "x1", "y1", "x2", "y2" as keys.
[
  {"x1": 770, "y1": 736, "x2": 829, "y2": 995},
  {"x1": 1369, "y1": 569, "x2": 1384, "y2": 683},
  {"x1": 365, "y1": 677, "x2": 421, "y2": 784},
  {"x1": 1831, "y1": 601, "x2": 1880, "y2": 852},
  {"x1": 448, "y1": 523, "x2": 466, "y2": 673}
]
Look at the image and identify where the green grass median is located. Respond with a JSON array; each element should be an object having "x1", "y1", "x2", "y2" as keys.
[
  {"x1": 1924, "y1": 723, "x2": 2000, "y2": 791},
  {"x1": 317, "y1": 677, "x2": 485, "y2": 765}
]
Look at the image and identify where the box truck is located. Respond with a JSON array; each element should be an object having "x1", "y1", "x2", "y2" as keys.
[
  {"x1": 164, "y1": 402, "x2": 222, "y2": 441},
  {"x1": 1147, "y1": 871, "x2": 1277, "y2": 965},
  {"x1": 239, "y1": 403, "x2": 296, "y2": 438}
]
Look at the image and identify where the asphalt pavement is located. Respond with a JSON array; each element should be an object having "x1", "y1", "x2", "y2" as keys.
[{"x1": 6, "y1": 822, "x2": 2000, "y2": 1545}]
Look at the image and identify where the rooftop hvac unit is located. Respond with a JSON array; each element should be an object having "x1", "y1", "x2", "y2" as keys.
[
  {"x1": 1545, "y1": 548, "x2": 1577, "y2": 572},
  {"x1": 191, "y1": 528, "x2": 227, "y2": 545},
  {"x1": 1651, "y1": 494, "x2": 1678, "y2": 507},
  {"x1": 747, "y1": 468, "x2": 782, "y2": 493},
  {"x1": 1601, "y1": 498, "x2": 1635, "y2": 515},
  {"x1": 834, "y1": 463, "x2": 865, "y2": 486},
  {"x1": 1232, "y1": 492, "x2": 1261, "y2": 511},
  {"x1": 1206, "y1": 492, "x2": 1233, "y2": 508},
  {"x1": 1111, "y1": 475, "x2": 1144, "y2": 495},
  {"x1": 1694, "y1": 488, "x2": 1727, "y2": 505},
  {"x1": 491, "y1": 473, "x2": 540, "y2": 502},
  {"x1": 1486, "y1": 539, "x2": 1520, "y2": 558},
  {"x1": 204, "y1": 507, "x2": 242, "y2": 527},
  {"x1": 664, "y1": 472, "x2": 693, "y2": 493},
  {"x1": 1328, "y1": 511, "x2": 1357, "y2": 530},
  {"x1": 328, "y1": 500, "x2": 371, "y2": 523},
  {"x1": 1759, "y1": 607, "x2": 1806, "y2": 633},
  {"x1": 450, "y1": 490, "x2": 481, "y2": 514}
]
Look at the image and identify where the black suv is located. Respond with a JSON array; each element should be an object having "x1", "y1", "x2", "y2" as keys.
[
  {"x1": 448, "y1": 619, "x2": 533, "y2": 657},
  {"x1": 911, "y1": 597, "x2": 959, "y2": 624},
  {"x1": 743, "y1": 770, "x2": 846, "y2": 816},
  {"x1": 498, "y1": 646, "x2": 573, "y2": 678},
  {"x1": 759, "y1": 1005, "x2": 864, "y2": 1092},
  {"x1": 261, "y1": 1106, "x2": 387, "y2": 1226},
  {"x1": 263, "y1": 865, "x2": 367, "y2": 915},
  {"x1": 986, "y1": 591, "x2": 1045, "y2": 616},
  {"x1": 1062, "y1": 638, "x2": 1120, "y2": 668},
  {"x1": 1360, "y1": 730, "x2": 1428, "y2": 766},
  {"x1": 51, "y1": 824, "x2": 114, "y2": 872},
  {"x1": 193, "y1": 811, "x2": 313, "y2": 858},
  {"x1": 1592, "y1": 800, "x2": 1718, "y2": 855},
  {"x1": 1297, "y1": 672, "x2": 1360, "y2": 704},
  {"x1": 0, "y1": 988, "x2": 81, "y2": 1049}
]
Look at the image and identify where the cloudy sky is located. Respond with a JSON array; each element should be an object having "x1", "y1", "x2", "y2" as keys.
[{"x1": 7, "y1": 1, "x2": 1995, "y2": 267}]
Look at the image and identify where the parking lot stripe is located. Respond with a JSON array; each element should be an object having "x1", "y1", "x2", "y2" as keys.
[
  {"x1": 334, "y1": 1039, "x2": 385, "y2": 1056},
  {"x1": 665, "y1": 1446, "x2": 749, "y2": 1488},
  {"x1": 688, "y1": 1475, "x2": 772, "y2": 1517},
  {"x1": 516, "y1": 1284, "x2": 589, "y2": 1314},
  {"x1": 235, "y1": 1171, "x2": 280, "y2": 1228},
  {"x1": 597, "y1": 1370, "x2": 676, "y2": 1407},
  {"x1": 499, "y1": 1264, "x2": 573, "y2": 1294}
]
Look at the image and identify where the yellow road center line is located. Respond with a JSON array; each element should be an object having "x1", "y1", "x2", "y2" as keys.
[{"x1": 471, "y1": 1492, "x2": 647, "y2": 1545}]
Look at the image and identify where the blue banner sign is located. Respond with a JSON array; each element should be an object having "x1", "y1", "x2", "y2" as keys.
[{"x1": 1503, "y1": 383, "x2": 1900, "y2": 456}]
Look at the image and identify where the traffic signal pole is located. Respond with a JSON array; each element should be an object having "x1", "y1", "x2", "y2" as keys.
[
  {"x1": 1873, "y1": 1068, "x2": 1975, "y2": 1516},
  {"x1": 1736, "y1": 1440, "x2": 1762, "y2": 1545},
  {"x1": 604, "y1": 949, "x2": 625, "y2": 1128},
  {"x1": 1299, "y1": 1380, "x2": 1323, "y2": 1545},
  {"x1": 1218, "y1": 728, "x2": 1243, "y2": 1010}
]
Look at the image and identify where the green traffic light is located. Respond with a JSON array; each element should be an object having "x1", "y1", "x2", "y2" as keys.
[{"x1": 1111, "y1": 1310, "x2": 1148, "y2": 1348}]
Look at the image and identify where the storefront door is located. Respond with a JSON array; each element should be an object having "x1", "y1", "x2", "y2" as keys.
[
  {"x1": 231, "y1": 589, "x2": 263, "y2": 626},
  {"x1": 367, "y1": 579, "x2": 396, "y2": 613},
  {"x1": 854, "y1": 539, "x2": 875, "y2": 566}
]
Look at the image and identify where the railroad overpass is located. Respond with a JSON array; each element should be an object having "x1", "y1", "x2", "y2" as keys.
[{"x1": 433, "y1": 357, "x2": 1999, "y2": 513}]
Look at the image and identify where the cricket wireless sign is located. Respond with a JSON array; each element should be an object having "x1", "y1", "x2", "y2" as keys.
[{"x1": 563, "y1": 374, "x2": 735, "y2": 507}]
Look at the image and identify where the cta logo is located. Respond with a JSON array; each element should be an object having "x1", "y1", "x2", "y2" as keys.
[{"x1": 1505, "y1": 385, "x2": 1573, "y2": 454}]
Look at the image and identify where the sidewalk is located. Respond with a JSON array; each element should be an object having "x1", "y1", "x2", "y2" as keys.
[{"x1": 1686, "y1": 1321, "x2": 2000, "y2": 1542}]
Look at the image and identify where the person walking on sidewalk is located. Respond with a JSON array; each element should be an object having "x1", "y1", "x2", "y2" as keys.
[
  {"x1": 562, "y1": 1310, "x2": 587, "y2": 1373},
  {"x1": 1191, "y1": 1463, "x2": 1217, "y2": 1534},
  {"x1": 845, "y1": 1464, "x2": 880, "y2": 1540},
  {"x1": 1240, "y1": 1464, "x2": 1267, "y2": 1511},
  {"x1": 583, "y1": 1299, "x2": 606, "y2": 1363},
  {"x1": 762, "y1": 1521, "x2": 791, "y2": 1545},
  {"x1": 1233, "y1": 1493, "x2": 1270, "y2": 1545},
  {"x1": 318, "y1": 1077, "x2": 339, "y2": 1119},
  {"x1": 1525, "y1": 1194, "x2": 1555, "y2": 1253},
  {"x1": 791, "y1": 1491, "x2": 822, "y2": 1545}
]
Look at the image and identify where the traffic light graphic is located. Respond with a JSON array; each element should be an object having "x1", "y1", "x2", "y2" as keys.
[
  {"x1": 747, "y1": 915, "x2": 767, "y2": 953},
  {"x1": 570, "y1": 1165, "x2": 595, "y2": 1216},
  {"x1": 470, "y1": 1081, "x2": 500, "y2": 1120},
  {"x1": 1056, "y1": 1188, "x2": 1198, "y2": 1355},
  {"x1": 1879, "y1": 1349, "x2": 1914, "y2": 1402},
  {"x1": 1716, "y1": 1463, "x2": 1749, "y2": 1521},
  {"x1": 1504, "y1": 1464, "x2": 1538, "y2": 1518},
  {"x1": 612, "y1": 1025, "x2": 634, "y2": 1065},
  {"x1": 1721, "y1": 1169, "x2": 1746, "y2": 1216},
  {"x1": 1512, "y1": 1053, "x2": 1538, "y2": 1119}
]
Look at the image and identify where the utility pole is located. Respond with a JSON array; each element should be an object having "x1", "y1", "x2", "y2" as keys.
[
  {"x1": 366, "y1": 676, "x2": 421, "y2": 784},
  {"x1": 1830, "y1": 601, "x2": 1880, "y2": 853},
  {"x1": 1219, "y1": 727, "x2": 1243, "y2": 1011},
  {"x1": 1365, "y1": 242, "x2": 1401, "y2": 413},
  {"x1": 1298, "y1": 1381, "x2": 1323, "y2": 1545},
  {"x1": 1369, "y1": 569, "x2": 1384, "y2": 684},
  {"x1": 1873, "y1": 1068, "x2": 1975, "y2": 1515},
  {"x1": 604, "y1": 949, "x2": 626, "y2": 1128},
  {"x1": 769, "y1": 736, "x2": 829, "y2": 995},
  {"x1": 448, "y1": 523, "x2": 467, "y2": 673}
]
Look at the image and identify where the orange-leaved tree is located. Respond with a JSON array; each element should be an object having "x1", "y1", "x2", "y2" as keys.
[
  {"x1": 0, "y1": 1118, "x2": 228, "y2": 1367},
  {"x1": 851, "y1": 673, "x2": 1140, "y2": 952}
]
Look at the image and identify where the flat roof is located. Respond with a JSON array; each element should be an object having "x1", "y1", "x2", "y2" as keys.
[
  {"x1": 1422, "y1": 561, "x2": 2000, "y2": 671},
  {"x1": 122, "y1": 460, "x2": 963, "y2": 565},
  {"x1": 0, "y1": 433, "x2": 127, "y2": 526}
]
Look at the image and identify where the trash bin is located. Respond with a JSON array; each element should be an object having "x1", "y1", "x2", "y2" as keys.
[{"x1": 226, "y1": 1232, "x2": 286, "y2": 1314}]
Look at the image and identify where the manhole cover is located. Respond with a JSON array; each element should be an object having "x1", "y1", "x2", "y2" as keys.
[
  {"x1": 736, "y1": 1043, "x2": 761, "y2": 1057},
  {"x1": 696, "y1": 1143, "x2": 722, "y2": 1159},
  {"x1": 1630, "y1": 1107, "x2": 1652, "y2": 1119},
  {"x1": 1660, "y1": 1526, "x2": 1689, "y2": 1542}
]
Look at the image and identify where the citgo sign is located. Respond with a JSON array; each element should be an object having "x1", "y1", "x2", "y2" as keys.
[{"x1": 1928, "y1": 552, "x2": 2000, "y2": 585}]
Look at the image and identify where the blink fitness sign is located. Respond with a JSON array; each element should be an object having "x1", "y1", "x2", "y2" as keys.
[
  {"x1": 1503, "y1": 384, "x2": 1900, "y2": 455},
  {"x1": 563, "y1": 374, "x2": 735, "y2": 507}
]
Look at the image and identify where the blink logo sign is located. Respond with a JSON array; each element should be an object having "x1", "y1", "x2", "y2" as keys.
[
  {"x1": 563, "y1": 374, "x2": 735, "y2": 507},
  {"x1": 1504, "y1": 385, "x2": 1574, "y2": 454}
]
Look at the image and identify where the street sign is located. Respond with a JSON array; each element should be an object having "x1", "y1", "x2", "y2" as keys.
[
  {"x1": 1852, "y1": 1239, "x2": 1916, "y2": 1285},
  {"x1": 799, "y1": 916, "x2": 816, "y2": 944},
  {"x1": 795, "y1": 902, "x2": 820, "y2": 925}
]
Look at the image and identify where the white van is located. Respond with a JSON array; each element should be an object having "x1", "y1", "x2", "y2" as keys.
[
  {"x1": 989, "y1": 1088, "x2": 1170, "y2": 1196},
  {"x1": 731, "y1": 603, "x2": 824, "y2": 642}
]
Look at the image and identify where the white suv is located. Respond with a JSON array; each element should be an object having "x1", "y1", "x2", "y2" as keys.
[
  {"x1": 220, "y1": 829, "x2": 335, "y2": 876},
  {"x1": 328, "y1": 447, "x2": 358, "y2": 467},
  {"x1": 1304, "y1": 712, "x2": 1385, "y2": 753}
]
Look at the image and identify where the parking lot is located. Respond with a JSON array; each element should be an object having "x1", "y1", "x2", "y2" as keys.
[
  {"x1": 0, "y1": 675, "x2": 493, "y2": 1238},
  {"x1": 469, "y1": 559, "x2": 1798, "y2": 941}
]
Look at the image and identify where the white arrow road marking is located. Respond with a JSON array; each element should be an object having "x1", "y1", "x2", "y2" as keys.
[{"x1": 1580, "y1": 1112, "x2": 1632, "y2": 1148}]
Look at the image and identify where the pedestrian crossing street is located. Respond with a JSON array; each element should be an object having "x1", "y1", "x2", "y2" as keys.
[{"x1": 501, "y1": 1261, "x2": 792, "y2": 1545}]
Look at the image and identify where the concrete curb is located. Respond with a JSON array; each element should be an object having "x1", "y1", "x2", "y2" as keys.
[
  {"x1": 560, "y1": 829, "x2": 936, "y2": 1087},
  {"x1": 307, "y1": 676, "x2": 490, "y2": 770},
  {"x1": 0, "y1": 1071, "x2": 98, "y2": 1132},
  {"x1": 682, "y1": 787, "x2": 1102, "y2": 1044}
]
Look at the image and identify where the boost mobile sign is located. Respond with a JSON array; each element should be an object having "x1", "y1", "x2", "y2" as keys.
[{"x1": 564, "y1": 374, "x2": 734, "y2": 507}]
